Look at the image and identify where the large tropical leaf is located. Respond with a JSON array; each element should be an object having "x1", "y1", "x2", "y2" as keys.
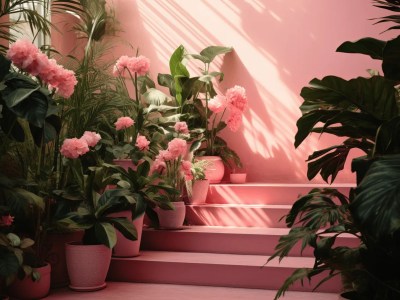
[
  {"x1": 336, "y1": 37, "x2": 386, "y2": 60},
  {"x1": 94, "y1": 222, "x2": 116, "y2": 248},
  {"x1": 109, "y1": 217, "x2": 137, "y2": 241},
  {"x1": 198, "y1": 46, "x2": 233, "y2": 63},
  {"x1": 382, "y1": 35, "x2": 400, "y2": 80},
  {"x1": 350, "y1": 154, "x2": 400, "y2": 238}
]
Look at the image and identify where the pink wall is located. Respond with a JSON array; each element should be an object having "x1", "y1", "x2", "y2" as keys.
[{"x1": 102, "y1": 0, "x2": 395, "y2": 183}]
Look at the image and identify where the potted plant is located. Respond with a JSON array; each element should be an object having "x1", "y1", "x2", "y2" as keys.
[
  {"x1": 186, "y1": 159, "x2": 210, "y2": 205},
  {"x1": 268, "y1": 1, "x2": 400, "y2": 299},
  {"x1": 57, "y1": 163, "x2": 138, "y2": 292},
  {"x1": 143, "y1": 45, "x2": 247, "y2": 183},
  {"x1": 151, "y1": 137, "x2": 193, "y2": 229}
]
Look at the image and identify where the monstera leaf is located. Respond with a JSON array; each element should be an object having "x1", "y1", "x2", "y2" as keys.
[
  {"x1": 336, "y1": 37, "x2": 386, "y2": 59},
  {"x1": 350, "y1": 154, "x2": 400, "y2": 239}
]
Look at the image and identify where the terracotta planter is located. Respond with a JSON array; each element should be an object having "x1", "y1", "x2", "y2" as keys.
[
  {"x1": 8, "y1": 263, "x2": 51, "y2": 300},
  {"x1": 108, "y1": 211, "x2": 144, "y2": 257},
  {"x1": 196, "y1": 156, "x2": 225, "y2": 184},
  {"x1": 41, "y1": 230, "x2": 84, "y2": 288},
  {"x1": 156, "y1": 201, "x2": 186, "y2": 229},
  {"x1": 187, "y1": 180, "x2": 209, "y2": 205},
  {"x1": 65, "y1": 242, "x2": 111, "y2": 291}
]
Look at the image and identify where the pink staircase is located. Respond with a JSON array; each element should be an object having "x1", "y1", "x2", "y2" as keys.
[{"x1": 108, "y1": 183, "x2": 357, "y2": 296}]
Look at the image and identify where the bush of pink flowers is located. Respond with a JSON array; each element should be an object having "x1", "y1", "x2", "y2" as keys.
[{"x1": 151, "y1": 137, "x2": 193, "y2": 202}]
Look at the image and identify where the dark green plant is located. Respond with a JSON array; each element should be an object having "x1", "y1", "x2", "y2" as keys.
[
  {"x1": 269, "y1": 1, "x2": 400, "y2": 299},
  {"x1": 57, "y1": 166, "x2": 137, "y2": 247}
]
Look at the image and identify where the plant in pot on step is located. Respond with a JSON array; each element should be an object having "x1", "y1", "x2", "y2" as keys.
[
  {"x1": 151, "y1": 138, "x2": 193, "y2": 229},
  {"x1": 268, "y1": 1, "x2": 400, "y2": 299},
  {"x1": 98, "y1": 160, "x2": 175, "y2": 257},
  {"x1": 56, "y1": 153, "x2": 138, "y2": 292},
  {"x1": 185, "y1": 159, "x2": 210, "y2": 205},
  {"x1": 147, "y1": 44, "x2": 247, "y2": 183}
]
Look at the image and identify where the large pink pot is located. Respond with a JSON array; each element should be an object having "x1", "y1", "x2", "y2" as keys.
[
  {"x1": 8, "y1": 263, "x2": 51, "y2": 300},
  {"x1": 156, "y1": 201, "x2": 186, "y2": 229},
  {"x1": 108, "y1": 211, "x2": 144, "y2": 257},
  {"x1": 187, "y1": 179, "x2": 210, "y2": 205},
  {"x1": 196, "y1": 156, "x2": 225, "y2": 183},
  {"x1": 65, "y1": 242, "x2": 111, "y2": 291}
]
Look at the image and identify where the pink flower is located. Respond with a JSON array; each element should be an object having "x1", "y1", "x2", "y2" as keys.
[
  {"x1": 208, "y1": 95, "x2": 227, "y2": 113},
  {"x1": 174, "y1": 121, "x2": 189, "y2": 134},
  {"x1": 60, "y1": 138, "x2": 90, "y2": 159},
  {"x1": 136, "y1": 135, "x2": 150, "y2": 151},
  {"x1": 0, "y1": 214, "x2": 14, "y2": 226},
  {"x1": 226, "y1": 109, "x2": 243, "y2": 132},
  {"x1": 81, "y1": 131, "x2": 101, "y2": 147},
  {"x1": 52, "y1": 68, "x2": 78, "y2": 98},
  {"x1": 113, "y1": 55, "x2": 131, "y2": 76},
  {"x1": 151, "y1": 158, "x2": 166, "y2": 173},
  {"x1": 6, "y1": 40, "x2": 39, "y2": 70},
  {"x1": 167, "y1": 138, "x2": 187, "y2": 159},
  {"x1": 226, "y1": 85, "x2": 247, "y2": 112},
  {"x1": 157, "y1": 150, "x2": 174, "y2": 162},
  {"x1": 115, "y1": 116, "x2": 135, "y2": 131},
  {"x1": 181, "y1": 160, "x2": 193, "y2": 181},
  {"x1": 128, "y1": 55, "x2": 150, "y2": 76}
]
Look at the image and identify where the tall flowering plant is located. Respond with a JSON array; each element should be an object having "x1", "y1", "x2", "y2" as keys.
[
  {"x1": 203, "y1": 85, "x2": 248, "y2": 164},
  {"x1": 151, "y1": 137, "x2": 193, "y2": 202}
]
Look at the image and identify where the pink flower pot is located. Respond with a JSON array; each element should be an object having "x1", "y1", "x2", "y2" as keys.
[
  {"x1": 156, "y1": 201, "x2": 186, "y2": 229},
  {"x1": 187, "y1": 180, "x2": 210, "y2": 205},
  {"x1": 8, "y1": 263, "x2": 51, "y2": 300},
  {"x1": 196, "y1": 156, "x2": 225, "y2": 184},
  {"x1": 65, "y1": 242, "x2": 111, "y2": 291},
  {"x1": 108, "y1": 211, "x2": 144, "y2": 257}
]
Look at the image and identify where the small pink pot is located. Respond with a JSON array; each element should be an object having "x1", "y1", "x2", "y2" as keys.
[
  {"x1": 187, "y1": 180, "x2": 209, "y2": 205},
  {"x1": 8, "y1": 263, "x2": 51, "y2": 300},
  {"x1": 108, "y1": 211, "x2": 144, "y2": 257},
  {"x1": 156, "y1": 201, "x2": 186, "y2": 229}
]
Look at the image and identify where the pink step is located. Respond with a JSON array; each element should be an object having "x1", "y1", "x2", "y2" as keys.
[
  {"x1": 185, "y1": 204, "x2": 290, "y2": 227},
  {"x1": 108, "y1": 251, "x2": 341, "y2": 293},
  {"x1": 206, "y1": 183, "x2": 355, "y2": 204},
  {"x1": 46, "y1": 282, "x2": 340, "y2": 300},
  {"x1": 142, "y1": 226, "x2": 360, "y2": 257}
]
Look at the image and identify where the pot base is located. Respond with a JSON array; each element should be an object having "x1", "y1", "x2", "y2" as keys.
[{"x1": 69, "y1": 282, "x2": 107, "y2": 292}]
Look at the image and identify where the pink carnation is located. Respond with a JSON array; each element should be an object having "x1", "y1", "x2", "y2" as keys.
[
  {"x1": 113, "y1": 55, "x2": 131, "y2": 76},
  {"x1": 0, "y1": 214, "x2": 14, "y2": 226},
  {"x1": 136, "y1": 135, "x2": 150, "y2": 151},
  {"x1": 115, "y1": 116, "x2": 135, "y2": 131},
  {"x1": 60, "y1": 138, "x2": 90, "y2": 159},
  {"x1": 157, "y1": 150, "x2": 174, "y2": 162},
  {"x1": 52, "y1": 68, "x2": 78, "y2": 98},
  {"x1": 128, "y1": 55, "x2": 150, "y2": 76},
  {"x1": 174, "y1": 121, "x2": 189, "y2": 134},
  {"x1": 181, "y1": 160, "x2": 193, "y2": 181},
  {"x1": 226, "y1": 85, "x2": 247, "y2": 112},
  {"x1": 208, "y1": 95, "x2": 227, "y2": 113},
  {"x1": 81, "y1": 131, "x2": 101, "y2": 147},
  {"x1": 151, "y1": 158, "x2": 166, "y2": 173},
  {"x1": 167, "y1": 138, "x2": 187, "y2": 159},
  {"x1": 6, "y1": 40, "x2": 40, "y2": 70},
  {"x1": 226, "y1": 109, "x2": 243, "y2": 132}
]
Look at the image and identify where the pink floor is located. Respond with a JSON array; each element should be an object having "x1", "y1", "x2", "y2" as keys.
[{"x1": 46, "y1": 282, "x2": 339, "y2": 300}]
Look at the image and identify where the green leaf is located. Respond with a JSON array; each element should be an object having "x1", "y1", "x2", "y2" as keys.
[
  {"x1": 95, "y1": 222, "x2": 116, "y2": 248},
  {"x1": 375, "y1": 116, "x2": 400, "y2": 154},
  {"x1": 0, "y1": 54, "x2": 11, "y2": 81},
  {"x1": 110, "y1": 217, "x2": 137, "y2": 241},
  {"x1": 336, "y1": 37, "x2": 386, "y2": 59},
  {"x1": 351, "y1": 154, "x2": 400, "y2": 238},
  {"x1": 199, "y1": 46, "x2": 233, "y2": 63},
  {"x1": 0, "y1": 251, "x2": 20, "y2": 277},
  {"x1": 143, "y1": 88, "x2": 171, "y2": 105},
  {"x1": 382, "y1": 35, "x2": 400, "y2": 80}
]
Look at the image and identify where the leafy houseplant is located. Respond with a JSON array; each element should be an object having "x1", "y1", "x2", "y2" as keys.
[
  {"x1": 268, "y1": 1, "x2": 400, "y2": 299},
  {"x1": 185, "y1": 159, "x2": 210, "y2": 205}
]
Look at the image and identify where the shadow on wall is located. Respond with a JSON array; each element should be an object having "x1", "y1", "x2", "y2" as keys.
[{"x1": 111, "y1": 0, "x2": 394, "y2": 183}]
